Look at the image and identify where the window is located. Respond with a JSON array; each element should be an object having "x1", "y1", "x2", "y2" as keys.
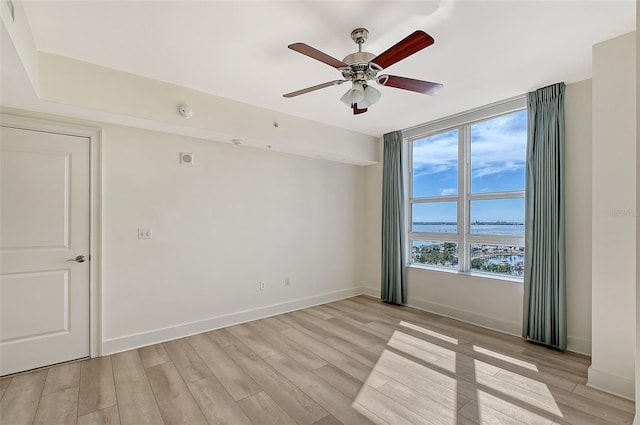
[{"x1": 407, "y1": 98, "x2": 526, "y2": 279}]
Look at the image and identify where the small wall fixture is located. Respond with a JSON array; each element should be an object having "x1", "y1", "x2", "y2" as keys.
[
  {"x1": 178, "y1": 104, "x2": 192, "y2": 118},
  {"x1": 180, "y1": 152, "x2": 194, "y2": 164}
]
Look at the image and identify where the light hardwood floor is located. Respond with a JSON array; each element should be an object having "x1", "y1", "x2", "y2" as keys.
[{"x1": 0, "y1": 295, "x2": 635, "y2": 425}]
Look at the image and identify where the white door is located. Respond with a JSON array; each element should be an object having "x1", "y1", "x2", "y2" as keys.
[{"x1": 0, "y1": 125, "x2": 90, "y2": 375}]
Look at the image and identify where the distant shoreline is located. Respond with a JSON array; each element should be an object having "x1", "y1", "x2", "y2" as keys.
[{"x1": 413, "y1": 222, "x2": 524, "y2": 226}]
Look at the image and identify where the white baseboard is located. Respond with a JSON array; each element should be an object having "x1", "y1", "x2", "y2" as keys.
[
  {"x1": 404, "y1": 295, "x2": 591, "y2": 356},
  {"x1": 102, "y1": 285, "x2": 593, "y2": 360},
  {"x1": 102, "y1": 286, "x2": 366, "y2": 355},
  {"x1": 406, "y1": 295, "x2": 522, "y2": 337},
  {"x1": 587, "y1": 366, "x2": 635, "y2": 400},
  {"x1": 360, "y1": 289, "x2": 520, "y2": 336},
  {"x1": 566, "y1": 335, "x2": 592, "y2": 356},
  {"x1": 360, "y1": 286, "x2": 379, "y2": 298}
]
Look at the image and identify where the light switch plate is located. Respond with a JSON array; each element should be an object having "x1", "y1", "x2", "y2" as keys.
[{"x1": 138, "y1": 227, "x2": 152, "y2": 239}]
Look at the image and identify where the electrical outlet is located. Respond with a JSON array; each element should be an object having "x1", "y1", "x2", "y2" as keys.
[
  {"x1": 138, "y1": 227, "x2": 152, "y2": 239},
  {"x1": 260, "y1": 281, "x2": 266, "y2": 290},
  {"x1": 284, "y1": 277, "x2": 290, "y2": 287}
]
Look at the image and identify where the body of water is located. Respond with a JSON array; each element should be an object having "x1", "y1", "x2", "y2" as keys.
[
  {"x1": 486, "y1": 255, "x2": 524, "y2": 266},
  {"x1": 412, "y1": 223, "x2": 524, "y2": 236}
]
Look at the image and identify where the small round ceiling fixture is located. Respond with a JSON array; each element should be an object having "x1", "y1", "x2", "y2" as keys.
[{"x1": 178, "y1": 104, "x2": 192, "y2": 118}]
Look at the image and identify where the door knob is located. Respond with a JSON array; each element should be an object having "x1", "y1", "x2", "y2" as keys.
[{"x1": 67, "y1": 255, "x2": 86, "y2": 263}]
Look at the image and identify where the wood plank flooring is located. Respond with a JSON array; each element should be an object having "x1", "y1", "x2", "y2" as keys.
[{"x1": 0, "y1": 295, "x2": 635, "y2": 425}]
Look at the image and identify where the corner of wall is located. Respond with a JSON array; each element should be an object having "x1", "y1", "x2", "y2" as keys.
[
  {"x1": 0, "y1": 0, "x2": 39, "y2": 95},
  {"x1": 591, "y1": 29, "x2": 636, "y2": 400},
  {"x1": 636, "y1": 6, "x2": 640, "y2": 422},
  {"x1": 587, "y1": 365, "x2": 636, "y2": 400}
]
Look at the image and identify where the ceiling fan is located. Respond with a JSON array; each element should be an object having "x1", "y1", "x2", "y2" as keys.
[{"x1": 283, "y1": 28, "x2": 443, "y2": 115}]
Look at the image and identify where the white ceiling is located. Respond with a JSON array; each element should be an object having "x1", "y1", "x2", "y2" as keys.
[{"x1": 21, "y1": 1, "x2": 635, "y2": 137}]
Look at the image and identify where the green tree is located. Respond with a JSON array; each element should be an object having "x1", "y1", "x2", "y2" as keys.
[
  {"x1": 471, "y1": 258, "x2": 485, "y2": 269},
  {"x1": 443, "y1": 242, "x2": 457, "y2": 254}
]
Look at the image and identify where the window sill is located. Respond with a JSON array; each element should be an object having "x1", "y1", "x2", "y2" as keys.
[{"x1": 407, "y1": 263, "x2": 524, "y2": 284}]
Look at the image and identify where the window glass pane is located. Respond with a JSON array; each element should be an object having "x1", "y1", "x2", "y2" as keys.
[
  {"x1": 471, "y1": 110, "x2": 526, "y2": 193},
  {"x1": 470, "y1": 244, "x2": 524, "y2": 277},
  {"x1": 412, "y1": 241, "x2": 458, "y2": 269},
  {"x1": 412, "y1": 202, "x2": 457, "y2": 233},
  {"x1": 470, "y1": 199, "x2": 524, "y2": 236},
  {"x1": 412, "y1": 129, "x2": 458, "y2": 198}
]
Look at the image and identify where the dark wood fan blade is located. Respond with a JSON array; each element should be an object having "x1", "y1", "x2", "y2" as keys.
[
  {"x1": 288, "y1": 43, "x2": 348, "y2": 69},
  {"x1": 353, "y1": 104, "x2": 368, "y2": 115},
  {"x1": 283, "y1": 80, "x2": 347, "y2": 98},
  {"x1": 371, "y1": 31, "x2": 435, "y2": 70},
  {"x1": 377, "y1": 75, "x2": 443, "y2": 96}
]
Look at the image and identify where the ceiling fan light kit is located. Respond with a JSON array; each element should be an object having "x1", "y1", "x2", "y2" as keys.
[
  {"x1": 284, "y1": 28, "x2": 443, "y2": 115},
  {"x1": 340, "y1": 82, "x2": 381, "y2": 109}
]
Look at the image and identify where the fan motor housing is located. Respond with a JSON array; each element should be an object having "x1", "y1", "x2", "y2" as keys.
[
  {"x1": 343, "y1": 28, "x2": 378, "y2": 82},
  {"x1": 342, "y1": 52, "x2": 378, "y2": 81},
  {"x1": 342, "y1": 51, "x2": 375, "y2": 66}
]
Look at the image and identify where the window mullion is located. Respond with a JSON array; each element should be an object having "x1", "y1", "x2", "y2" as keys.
[
  {"x1": 411, "y1": 195, "x2": 459, "y2": 204},
  {"x1": 457, "y1": 128, "x2": 464, "y2": 272},
  {"x1": 405, "y1": 140, "x2": 413, "y2": 266},
  {"x1": 463, "y1": 125, "x2": 472, "y2": 273},
  {"x1": 469, "y1": 190, "x2": 525, "y2": 201},
  {"x1": 411, "y1": 232, "x2": 460, "y2": 242}
]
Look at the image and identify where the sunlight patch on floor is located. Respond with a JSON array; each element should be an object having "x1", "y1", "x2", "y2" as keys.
[
  {"x1": 473, "y1": 345, "x2": 538, "y2": 371},
  {"x1": 350, "y1": 398, "x2": 390, "y2": 425},
  {"x1": 388, "y1": 331, "x2": 449, "y2": 363},
  {"x1": 476, "y1": 389, "x2": 558, "y2": 423},
  {"x1": 475, "y1": 371, "x2": 561, "y2": 415},
  {"x1": 400, "y1": 321, "x2": 459, "y2": 344},
  {"x1": 350, "y1": 328, "x2": 566, "y2": 425},
  {"x1": 353, "y1": 348, "x2": 458, "y2": 425}
]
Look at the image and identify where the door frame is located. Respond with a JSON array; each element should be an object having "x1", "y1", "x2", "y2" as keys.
[{"x1": 1, "y1": 112, "x2": 103, "y2": 358}]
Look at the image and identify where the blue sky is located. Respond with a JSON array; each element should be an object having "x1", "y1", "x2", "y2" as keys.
[{"x1": 412, "y1": 110, "x2": 527, "y2": 223}]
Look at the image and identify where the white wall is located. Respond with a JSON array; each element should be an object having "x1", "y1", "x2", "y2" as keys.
[
  {"x1": 98, "y1": 123, "x2": 365, "y2": 353},
  {"x1": 359, "y1": 80, "x2": 594, "y2": 354},
  {"x1": 564, "y1": 79, "x2": 593, "y2": 353},
  {"x1": 590, "y1": 31, "x2": 636, "y2": 399},
  {"x1": 405, "y1": 268, "x2": 525, "y2": 334},
  {"x1": 359, "y1": 140, "x2": 383, "y2": 293},
  {"x1": 33, "y1": 53, "x2": 378, "y2": 166},
  {"x1": 636, "y1": 7, "x2": 639, "y2": 421}
]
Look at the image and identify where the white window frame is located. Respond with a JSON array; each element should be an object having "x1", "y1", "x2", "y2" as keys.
[{"x1": 405, "y1": 96, "x2": 527, "y2": 280}]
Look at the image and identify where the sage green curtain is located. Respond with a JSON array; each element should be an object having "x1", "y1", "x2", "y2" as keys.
[
  {"x1": 523, "y1": 83, "x2": 567, "y2": 350},
  {"x1": 381, "y1": 131, "x2": 407, "y2": 305}
]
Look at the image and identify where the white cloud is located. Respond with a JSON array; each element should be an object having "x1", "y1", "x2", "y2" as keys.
[
  {"x1": 412, "y1": 130, "x2": 458, "y2": 175},
  {"x1": 440, "y1": 188, "x2": 456, "y2": 196},
  {"x1": 412, "y1": 112, "x2": 527, "y2": 179}
]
